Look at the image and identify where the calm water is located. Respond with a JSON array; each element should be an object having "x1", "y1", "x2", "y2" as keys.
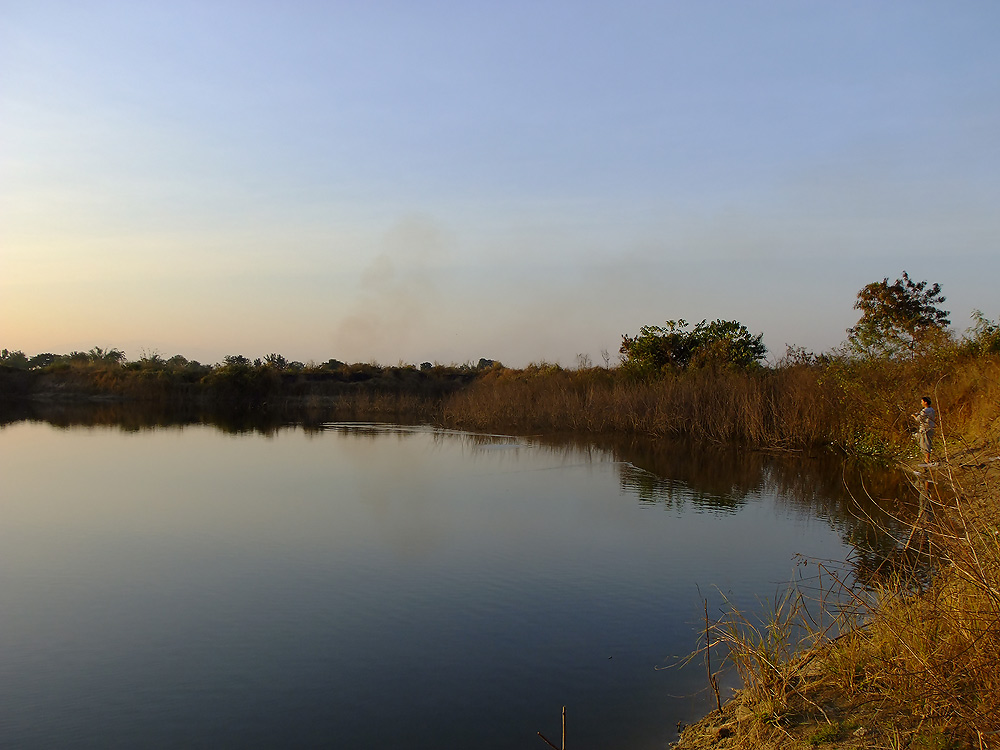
[{"x1": 0, "y1": 417, "x2": 904, "y2": 749}]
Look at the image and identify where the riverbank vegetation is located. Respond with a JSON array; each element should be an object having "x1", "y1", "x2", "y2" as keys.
[{"x1": 3, "y1": 321, "x2": 998, "y2": 461}]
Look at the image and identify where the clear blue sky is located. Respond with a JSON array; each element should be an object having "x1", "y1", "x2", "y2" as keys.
[{"x1": 2, "y1": 1, "x2": 998, "y2": 366}]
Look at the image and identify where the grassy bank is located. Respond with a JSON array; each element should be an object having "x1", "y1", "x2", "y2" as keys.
[{"x1": 674, "y1": 445, "x2": 1000, "y2": 750}]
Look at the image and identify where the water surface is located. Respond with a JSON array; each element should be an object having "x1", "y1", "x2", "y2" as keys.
[{"x1": 0, "y1": 419, "x2": 903, "y2": 749}]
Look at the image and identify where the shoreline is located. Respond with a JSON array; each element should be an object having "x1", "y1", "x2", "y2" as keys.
[{"x1": 672, "y1": 452, "x2": 1000, "y2": 750}]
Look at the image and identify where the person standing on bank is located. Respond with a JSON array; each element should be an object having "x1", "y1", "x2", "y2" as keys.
[{"x1": 912, "y1": 396, "x2": 936, "y2": 464}]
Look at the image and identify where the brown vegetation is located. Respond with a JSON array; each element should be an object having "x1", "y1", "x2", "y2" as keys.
[{"x1": 441, "y1": 351, "x2": 999, "y2": 460}]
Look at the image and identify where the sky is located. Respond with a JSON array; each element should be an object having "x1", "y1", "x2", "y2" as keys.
[{"x1": 2, "y1": 1, "x2": 998, "y2": 367}]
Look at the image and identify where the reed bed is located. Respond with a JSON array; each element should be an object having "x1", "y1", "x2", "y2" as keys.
[
  {"x1": 441, "y1": 366, "x2": 836, "y2": 445},
  {"x1": 439, "y1": 353, "x2": 999, "y2": 458}
]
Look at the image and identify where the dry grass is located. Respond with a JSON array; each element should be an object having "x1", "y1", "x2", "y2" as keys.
[
  {"x1": 440, "y1": 354, "x2": 999, "y2": 459},
  {"x1": 440, "y1": 365, "x2": 842, "y2": 446}
]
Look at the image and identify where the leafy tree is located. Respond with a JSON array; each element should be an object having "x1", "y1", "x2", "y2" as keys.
[
  {"x1": 0, "y1": 349, "x2": 30, "y2": 369},
  {"x1": 620, "y1": 319, "x2": 766, "y2": 376},
  {"x1": 687, "y1": 319, "x2": 768, "y2": 370},
  {"x1": 620, "y1": 320, "x2": 695, "y2": 374},
  {"x1": 847, "y1": 272, "x2": 950, "y2": 357}
]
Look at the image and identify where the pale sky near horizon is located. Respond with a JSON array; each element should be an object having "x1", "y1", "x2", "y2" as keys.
[{"x1": 2, "y1": 1, "x2": 998, "y2": 367}]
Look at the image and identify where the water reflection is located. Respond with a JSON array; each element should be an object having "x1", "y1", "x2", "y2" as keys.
[
  {"x1": 0, "y1": 399, "x2": 330, "y2": 434},
  {"x1": 508, "y1": 432, "x2": 914, "y2": 587},
  {"x1": 1, "y1": 402, "x2": 916, "y2": 580},
  {"x1": 278, "y1": 419, "x2": 915, "y2": 600},
  {"x1": 0, "y1": 405, "x2": 920, "y2": 749}
]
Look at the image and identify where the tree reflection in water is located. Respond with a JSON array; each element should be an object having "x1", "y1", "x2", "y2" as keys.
[{"x1": 2, "y1": 401, "x2": 920, "y2": 593}]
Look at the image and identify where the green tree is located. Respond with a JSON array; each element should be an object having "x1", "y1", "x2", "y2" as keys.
[
  {"x1": 620, "y1": 319, "x2": 766, "y2": 376},
  {"x1": 620, "y1": 320, "x2": 696, "y2": 375},
  {"x1": 688, "y1": 319, "x2": 768, "y2": 370},
  {"x1": 847, "y1": 272, "x2": 950, "y2": 358}
]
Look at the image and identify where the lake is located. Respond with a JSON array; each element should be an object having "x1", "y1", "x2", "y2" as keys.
[{"x1": 0, "y1": 416, "x2": 905, "y2": 749}]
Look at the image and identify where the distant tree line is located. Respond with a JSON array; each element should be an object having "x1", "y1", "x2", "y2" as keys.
[{"x1": 0, "y1": 347, "x2": 503, "y2": 377}]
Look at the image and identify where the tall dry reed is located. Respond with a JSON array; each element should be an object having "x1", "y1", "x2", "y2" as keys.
[{"x1": 441, "y1": 365, "x2": 844, "y2": 447}]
